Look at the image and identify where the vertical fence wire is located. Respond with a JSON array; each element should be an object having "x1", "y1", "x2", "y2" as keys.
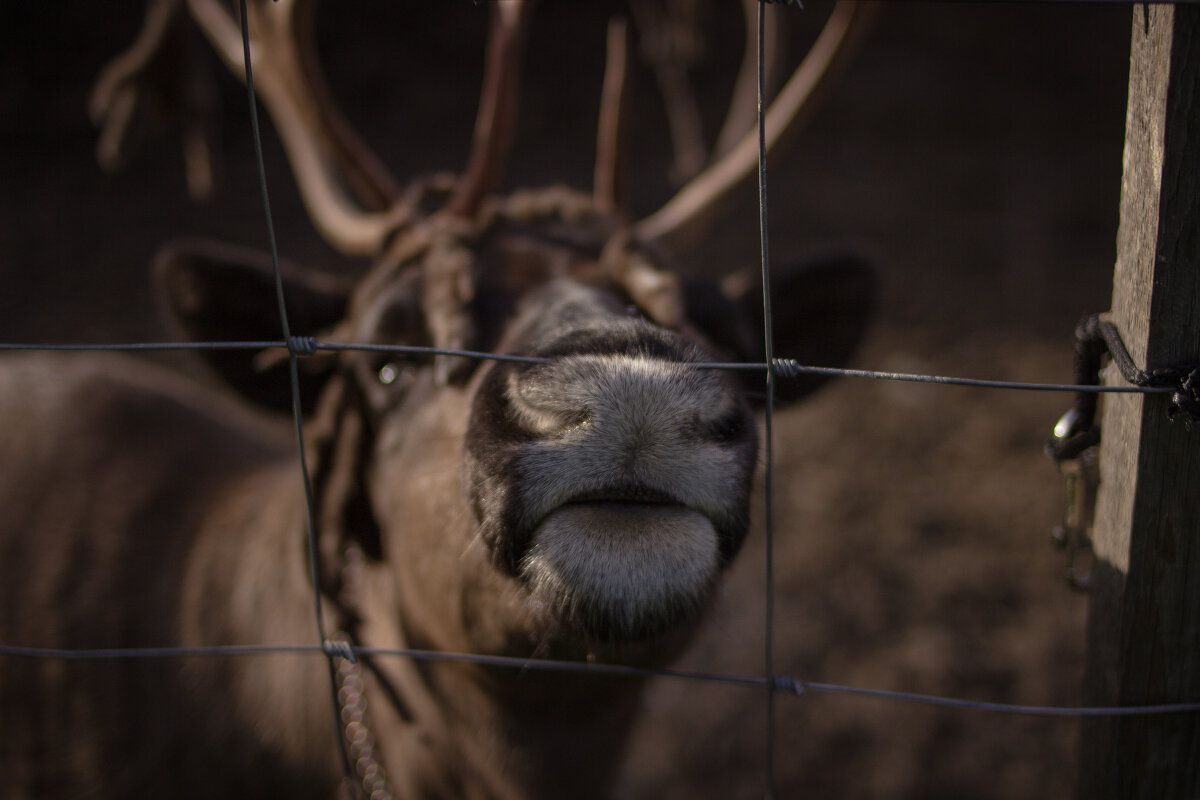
[
  {"x1": 235, "y1": 0, "x2": 355, "y2": 785},
  {"x1": 755, "y1": 3, "x2": 779, "y2": 797}
]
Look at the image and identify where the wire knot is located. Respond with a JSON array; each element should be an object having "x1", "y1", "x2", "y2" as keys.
[
  {"x1": 772, "y1": 358, "x2": 801, "y2": 379},
  {"x1": 324, "y1": 639, "x2": 357, "y2": 663},
  {"x1": 773, "y1": 675, "x2": 805, "y2": 696},
  {"x1": 1171, "y1": 367, "x2": 1200, "y2": 422},
  {"x1": 1049, "y1": 315, "x2": 1200, "y2": 460},
  {"x1": 288, "y1": 336, "x2": 318, "y2": 356}
]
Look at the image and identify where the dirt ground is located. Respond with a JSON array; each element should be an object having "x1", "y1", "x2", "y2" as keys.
[{"x1": 1, "y1": 2, "x2": 1136, "y2": 797}]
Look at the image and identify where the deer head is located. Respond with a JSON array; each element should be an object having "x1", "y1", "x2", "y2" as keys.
[{"x1": 111, "y1": 0, "x2": 873, "y2": 652}]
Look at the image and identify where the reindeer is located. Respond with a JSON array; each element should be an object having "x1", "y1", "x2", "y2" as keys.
[{"x1": 0, "y1": 2, "x2": 872, "y2": 798}]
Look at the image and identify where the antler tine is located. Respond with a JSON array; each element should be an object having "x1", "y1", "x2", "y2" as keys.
[
  {"x1": 633, "y1": 1, "x2": 873, "y2": 253},
  {"x1": 712, "y1": 0, "x2": 788, "y2": 159},
  {"x1": 629, "y1": 0, "x2": 708, "y2": 186},
  {"x1": 442, "y1": 1, "x2": 532, "y2": 220},
  {"x1": 186, "y1": 0, "x2": 406, "y2": 256},
  {"x1": 91, "y1": 0, "x2": 219, "y2": 201},
  {"x1": 594, "y1": 17, "x2": 632, "y2": 217},
  {"x1": 289, "y1": 0, "x2": 403, "y2": 211}
]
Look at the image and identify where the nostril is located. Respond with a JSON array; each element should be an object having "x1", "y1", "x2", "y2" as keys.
[
  {"x1": 560, "y1": 408, "x2": 591, "y2": 430},
  {"x1": 507, "y1": 366, "x2": 595, "y2": 435}
]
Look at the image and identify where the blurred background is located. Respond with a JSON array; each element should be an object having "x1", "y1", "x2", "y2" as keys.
[{"x1": 1, "y1": 2, "x2": 1134, "y2": 797}]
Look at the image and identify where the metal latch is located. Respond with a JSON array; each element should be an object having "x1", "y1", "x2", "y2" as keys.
[{"x1": 1047, "y1": 409, "x2": 1099, "y2": 591}]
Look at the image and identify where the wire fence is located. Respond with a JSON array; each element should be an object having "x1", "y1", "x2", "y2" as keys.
[
  {"x1": 4, "y1": 1, "x2": 1200, "y2": 797},
  {"x1": 0, "y1": 338, "x2": 1178, "y2": 393}
]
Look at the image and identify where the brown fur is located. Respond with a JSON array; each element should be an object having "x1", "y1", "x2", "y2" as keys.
[
  {"x1": 0, "y1": 348, "x2": 652, "y2": 798},
  {"x1": 0, "y1": 192, "x2": 872, "y2": 797}
]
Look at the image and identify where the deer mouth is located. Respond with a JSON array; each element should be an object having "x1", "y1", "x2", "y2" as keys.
[
  {"x1": 518, "y1": 486, "x2": 721, "y2": 642},
  {"x1": 561, "y1": 484, "x2": 681, "y2": 507}
]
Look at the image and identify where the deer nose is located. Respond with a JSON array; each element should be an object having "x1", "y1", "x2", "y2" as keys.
[{"x1": 508, "y1": 350, "x2": 742, "y2": 456}]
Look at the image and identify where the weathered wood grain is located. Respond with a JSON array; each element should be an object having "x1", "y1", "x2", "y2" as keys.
[{"x1": 1079, "y1": 5, "x2": 1200, "y2": 798}]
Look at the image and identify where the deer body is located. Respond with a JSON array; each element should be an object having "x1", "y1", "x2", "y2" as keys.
[
  {"x1": 0, "y1": 258, "x2": 758, "y2": 798},
  {"x1": 0, "y1": 354, "x2": 332, "y2": 798},
  {"x1": 0, "y1": 317, "x2": 728, "y2": 799}
]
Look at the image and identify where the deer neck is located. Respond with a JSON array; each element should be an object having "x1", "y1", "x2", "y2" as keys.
[
  {"x1": 340, "y1": 379, "x2": 657, "y2": 797},
  {"x1": 351, "y1": 568, "x2": 650, "y2": 799}
]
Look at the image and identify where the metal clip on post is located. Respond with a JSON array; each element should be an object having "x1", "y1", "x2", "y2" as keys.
[
  {"x1": 1048, "y1": 410, "x2": 1098, "y2": 591},
  {"x1": 1043, "y1": 315, "x2": 1109, "y2": 591},
  {"x1": 1045, "y1": 313, "x2": 1199, "y2": 589}
]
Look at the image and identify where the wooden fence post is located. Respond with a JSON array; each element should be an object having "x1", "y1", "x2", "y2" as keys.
[{"x1": 1077, "y1": 4, "x2": 1200, "y2": 799}]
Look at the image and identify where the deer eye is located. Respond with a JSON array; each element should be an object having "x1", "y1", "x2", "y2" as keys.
[{"x1": 378, "y1": 362, "x2": 415, "y2": 391}]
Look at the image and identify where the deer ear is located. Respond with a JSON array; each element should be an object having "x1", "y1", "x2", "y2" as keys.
[
  {"x1": 692, "y1": 253, "x2": 876, "y2": 407},
  {"x1": 154, "y1": 238, "x2": 352, "y2": 412}
]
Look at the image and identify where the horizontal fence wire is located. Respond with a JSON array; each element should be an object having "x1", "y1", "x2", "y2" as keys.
[
  {"x1": 0, "y1": 332, "x2": 1192, "y2": 720},
  {"x1": 2, "y1": 641, "x2": 1199, "y2": 718},
  {"x1": 0, "y1": 339, "x2": 1177, "y2": 393},
  {"x1": 895, "y1": 0, "x2": 1199, "y2": 4}
]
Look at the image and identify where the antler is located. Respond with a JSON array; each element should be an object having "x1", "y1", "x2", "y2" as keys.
[
  {"x1": 91, "y1": 0, "x2": 218, "y2": 201},
  {"x1": 712, "y1": 0, "x2": 789, "y2": 160},
  {"x1": 594, "y1": 17, "x2": 633, "y2": 217},
  {"x1": 634, "y1": 1, "x2": 872, "y2": 253},
  {"x1": 186, "y1": 0, "x2": 405, "y2": 256},
  {"x1": 441, "y1": 1, "x2": 532, "y2": 219},
  {"x1": 103, "y1": 2, "x2": 860, "y2": 262},
  {"x1": 628, "y1": 0, "x2": 709, "y2": 186}
]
